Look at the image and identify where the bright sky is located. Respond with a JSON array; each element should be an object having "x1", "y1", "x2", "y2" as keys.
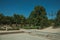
[{"x1": 0, "y1": 0, "x2": 60, "y2": 19}]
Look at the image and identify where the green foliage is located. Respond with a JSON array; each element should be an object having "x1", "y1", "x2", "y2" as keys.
[
  {"x1": 1, "y1": 6, "x2": 59, "y2": 29},
  {"x1": 54, "y1": 10, "x2": 60, "y2": 28},
  {"x1": 28, "y1": 6, "x2": 49, "y2": 29}
]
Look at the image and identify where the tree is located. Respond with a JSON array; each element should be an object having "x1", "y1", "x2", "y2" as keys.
[
  {"x1": 29, "y1": 6, "x2": 48, "y2": 29},
  {"x1": 0, "y1": 13, "x2": 4, "y2": 24},
  {"x1": 13, "y1": 14, "x2": 25, "y2": 28},
  {"x1": 54, "y1": 10, "x2": 60, "y2": 28}
]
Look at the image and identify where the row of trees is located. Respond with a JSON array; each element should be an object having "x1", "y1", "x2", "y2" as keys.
[
  {"x1": 0, "y1": 6, "x2": 60, "y2": 29},
  {"x1": 0, "y1": 14, "x2": 25, "y2": 25}
]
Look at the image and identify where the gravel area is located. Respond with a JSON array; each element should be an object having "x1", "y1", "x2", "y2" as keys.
[
  {"x1": 0, "y1": 29, "x2": 60, "y2": 40},
  {"x1": 0, "y1": 33, "x2": 50, "y2": 40},
  {"x1": 29, "y1": 31, "x2": 60, "y2": 40}
]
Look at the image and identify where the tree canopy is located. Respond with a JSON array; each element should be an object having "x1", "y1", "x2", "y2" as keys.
[
  {"x1": 54, "y1": 10, "x2": 60, "y2": 28},
  {"x1": 28, "y1": 6, "x2": 49, "y2": 29}
]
